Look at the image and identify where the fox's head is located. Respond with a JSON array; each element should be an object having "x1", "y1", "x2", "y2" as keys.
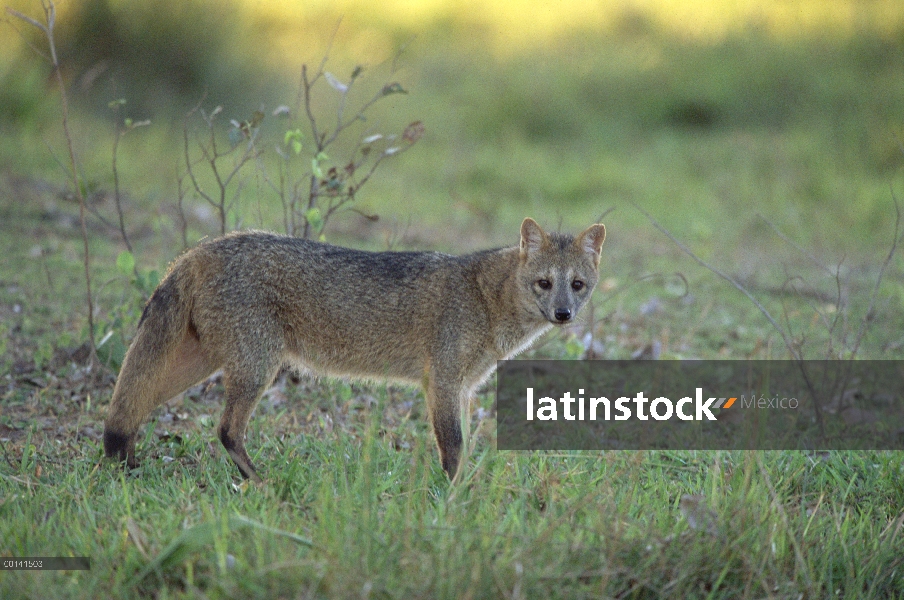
[{"x1": 517, "y1": 217, "x2": 606, "y2": 326}]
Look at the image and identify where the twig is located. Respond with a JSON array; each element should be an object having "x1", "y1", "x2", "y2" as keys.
[
  {"x1": 3, "y1": 9, "x2": 50, "y2": 61},
  {"x1": 176, "y1": 167, "x2": 190, "y2": 249},
  {"x1": 595, "y1": 206, "x2": 616, "y2": 224},
  {"x1": 632, "y1": 201, "x2": 797, "y2": 356},
  {"x1": 108, "y1": 102, "x2": 149, "y2": 257},
  {"x1": 184, "y1": 102, "x2": 261, "y2": 235},
  {"x1": 293, "y1": 20, "x2": 340, "y2": 121},
  {"x1": 112, "y1": 126, "x2": 131, "y2": 252},
  {"x1": 632, "y1": 201, "x2": 825, "y2": 431},
  {"x1": 757, "y1": 214, "x2": 835, "y2": 277},
  {"x1": 264, "y1": 27, "x2": 419, "y2": 239},
  {"x1": 758, "y1": 214, "x2": 849, "y2": 351},
  {"x1": 8, "y1": 1, "x2": 98, "y2": 367},
  {"x1": 597, "y1": 272, "x2": 690, "y2": 308}
]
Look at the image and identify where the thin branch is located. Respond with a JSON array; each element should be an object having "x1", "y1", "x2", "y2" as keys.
[
  {"x1": 111, "y1": 131, "x2": 131, "y2": 251},
  {"x1": 757, "y1": 214, "x2": 836, "y2": 278},
  {"x1": 183, "y1": 125, "x2": 216, "y2": 207},
  {"x1": 110, "y1": 109, "x2": 134, "y2": 254},
  {"x1": 83, "y1": 198, "x2": 116, "y2": 230},
  {"x1": 293, "y1": 18, "x2": 341, "y2": 119},
  {"x1": 184, "y1": 102, "x2": 261, "y2": 235},
  {"x1": 4, "y1": 9, "x2": 50, "y2": 61},
  {"x1": 175, "y1": 167, "x2": 189, "y2": 249},
  {"x1": 596, "y1": 272, "x2": 690, "y2": 308},
  {"x1": 633, "y1": 201, "x2": 825, "y2": 431},
  {"x1": 276, "y1": 31, "x2": 418, "y2": 239},
  {"x1": 301, "y1": 65, "x2": 324, "y2": 151},
  {"x1": 321, "y1": 79, "x2": 402, "y2": 150},
  {"x1": 5, "y1": 7, "x2": 47, "y2": 33},
  {"x1": 183, "y1": 101, "x2": 220, "y2": 233},
  {"x1": 595, "y1": 206, "x2": 616, "y2": 224},
  {"x1": 632, "y1": 202, "x2": 797, "y2": 357},
  {"x1": 389, "y1": 35, "x2": 415, "y2": 74},
  {"x1": 319, "y1": 46, "x2": 411, "y2": 151},
  {"x1": 11, "y1": 1, "x2": 98, "y2": 367},
  {"x1": 759, "y1": 212, "x2": 849, "y2": 350}
]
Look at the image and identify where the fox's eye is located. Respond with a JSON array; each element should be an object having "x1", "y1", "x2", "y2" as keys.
[
  {"x1": 571, "y1": 280, "x2": 585, "y2": 291},
  {"x1": 537, "y1": 279, "x2": 551, "y2": 290}
]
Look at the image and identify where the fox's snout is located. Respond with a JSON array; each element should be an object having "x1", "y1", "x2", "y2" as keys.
[{"x1": 554, "y1": 307, "x2": 572, "y2": 322}]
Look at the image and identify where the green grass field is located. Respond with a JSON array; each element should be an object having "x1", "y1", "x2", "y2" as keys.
[{"x1": 2, "y1": 1, "x2": 904, "y2": 597}]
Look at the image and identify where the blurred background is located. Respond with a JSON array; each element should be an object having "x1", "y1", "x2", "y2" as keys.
[
  {"x1": 2, "y1": 0, "x2": 904, "y2": 358},
  {"x1": 3, "y1": 0, "x2": 904, "y2": 240}
]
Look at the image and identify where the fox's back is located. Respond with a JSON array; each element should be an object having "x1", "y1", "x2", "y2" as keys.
[
  {"x1": 195, "y1": 231, "x2": 453, "y2": 296},
  {"x1": 178, "y1": 231, "x2": 491, "y2": 380}
]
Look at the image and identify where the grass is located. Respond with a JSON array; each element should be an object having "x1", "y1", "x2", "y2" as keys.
[
  {"x1": 2, "y1": 0, "x2": 904, "y2": 597},
  {"x1": 3, "y1": 417, "x2": 904, "y2": 597}
]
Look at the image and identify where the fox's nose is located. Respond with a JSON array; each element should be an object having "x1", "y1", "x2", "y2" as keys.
[{"x1": 554, "y1": 308, "x2": 572, "y2": 322}]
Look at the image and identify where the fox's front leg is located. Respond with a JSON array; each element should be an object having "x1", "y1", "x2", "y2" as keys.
[{"x1": 425, "y1": 373, "x2": 464, "y2": 479}]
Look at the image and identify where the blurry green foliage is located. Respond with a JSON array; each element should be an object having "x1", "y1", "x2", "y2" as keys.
[
  {"x1": 53, "y1": 0, "x2": 258, "y2": 114},
  {"x1": 0, "y1": 66, "x2": 54, "y2": 128},
  {"x1": 1, "y1": 0, "x2": 902, "y2": 260}
]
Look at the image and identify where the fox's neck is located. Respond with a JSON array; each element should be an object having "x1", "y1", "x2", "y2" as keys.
[{"x1": 472, "y1": 247, "x2": 550, "y2": 357}]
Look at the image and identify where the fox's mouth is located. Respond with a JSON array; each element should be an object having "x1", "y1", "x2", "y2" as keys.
[{"x1": 538, "y1": 307, "x2": 569, "y2": 326}]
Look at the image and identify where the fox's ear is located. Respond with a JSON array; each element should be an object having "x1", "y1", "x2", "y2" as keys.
[
  {"x1": 576, "y1": 223, "x2": 606, "y2": 266},
  {"x1": 520, "y1": 218, "x2": 548, "y2": 257}
]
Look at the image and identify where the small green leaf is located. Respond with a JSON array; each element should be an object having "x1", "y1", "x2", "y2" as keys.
[
  {"x1": 305, "y1": 207, "x2": 324, "y2": 233},
  {"x1": 311, "y1": 152, "x2": 330, "y2": 177},
  {"x1": 284, "y1": 128, "x2": 302, "y2": 146},
  {"x1": 116, "y1": 250, "x2": 135, "y2": 275},
  {"x1": 124, "y1": 118, "x2": 133, "y2": 128},
  {"x1": 285, "y1": 129, "x2": 304, "y2": 155}
]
